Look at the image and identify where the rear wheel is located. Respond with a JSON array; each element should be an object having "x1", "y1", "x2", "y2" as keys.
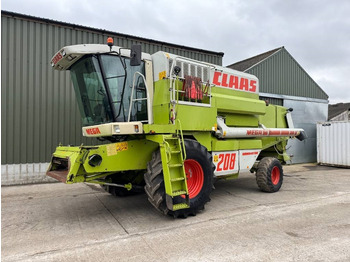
[
  {"x1": 256, "y1": 157, "x2": 283, "y2": 192},
  {"x1": 144, "y1": 139, "x2": 214, "y2": 218}
]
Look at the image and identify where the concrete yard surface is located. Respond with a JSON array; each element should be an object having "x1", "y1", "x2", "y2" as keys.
[{"x1": 1, "y1": 164, "x2": 350, "y2": 261}]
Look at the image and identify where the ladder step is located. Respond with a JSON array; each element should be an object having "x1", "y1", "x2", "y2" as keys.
[
  {"x1": 165, "y1": 137, "x2": 179, "y2": 140},
  {"x1": 170, "y1": 150, "x2": 181, "y2": 154},
  {"x1": 172, "y1": 203, "x2": 190, "y2": 211},
  {"x1": 172, "y1": 190, "x2": 187, "y2": 196},
  {"x1": 162, "y1": 134, "x2": 188, "y2": 212},
  {"x1": 168, "y1": 163, "x2": 183, "y2": 168},
  {"x1": 170, "y1": 177, "x2": 185, "y2": 182}
]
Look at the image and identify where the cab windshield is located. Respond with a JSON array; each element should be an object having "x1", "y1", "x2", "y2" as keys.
[{"x1": 70, "y1": 54, "x2": 146, "y2": 126}]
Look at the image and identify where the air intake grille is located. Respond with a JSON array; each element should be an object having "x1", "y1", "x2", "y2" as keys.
[{"x1": 170, "y1": 59, "x2": 210, "y2": 82}]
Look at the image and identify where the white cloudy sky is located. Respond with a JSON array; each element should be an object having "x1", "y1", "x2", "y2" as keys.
[{"x1": 2, "y1": 0, "x2": 350, "y2": 104}]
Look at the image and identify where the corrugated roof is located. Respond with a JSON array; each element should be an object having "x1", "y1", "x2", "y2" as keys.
[
  {"x1": 328, "y1": 103, "x2": 350, "y2": 120},
  {"x1": 1, "y1": 10, "x2": 224, "y2": 57},
  {"x1": 226, "y1": 46, "x2": 329, "y2": 100},
  {"x1": 227, "y1": 47, "x2": 282, "y2": 71}
]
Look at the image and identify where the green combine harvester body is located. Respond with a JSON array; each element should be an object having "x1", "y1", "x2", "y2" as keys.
[{"x1": 47, "y1": 40, "x2": 306, "y2": 217}]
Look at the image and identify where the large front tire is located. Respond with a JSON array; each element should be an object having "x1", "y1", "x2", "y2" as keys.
[{"x1": 144, "y1": 139, "x2": 214, "y2": 218}]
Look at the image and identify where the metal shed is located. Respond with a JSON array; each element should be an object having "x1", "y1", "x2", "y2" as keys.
[
  {"x1": 1, "y1": 11, "x2": 224, "y2": 185},
  {"x1": 228, "y1": 47, "x2": 329, "y2": 163}
]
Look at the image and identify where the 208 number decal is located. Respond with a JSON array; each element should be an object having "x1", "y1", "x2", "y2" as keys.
[{"x1": 216, "y1": 153, "x2": 236, "y2": 171}]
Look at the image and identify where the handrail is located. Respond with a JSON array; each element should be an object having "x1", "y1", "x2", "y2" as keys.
[
  {"x1": 128, "y1": 71, "x2": 153, "y2": 124},
  {"x1": 176, "y1": 119, "x2": 186, "y2": 161},
  {"x1": 169, "y1": 57, "x2": 213, "y2": 112}
]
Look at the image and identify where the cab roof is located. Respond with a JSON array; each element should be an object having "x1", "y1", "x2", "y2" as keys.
[{"x1": 51, "y1": 44, "x2": 152, "y2": 71}]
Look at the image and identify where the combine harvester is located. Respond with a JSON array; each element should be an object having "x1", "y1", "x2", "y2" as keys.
[{"x1": 47, "y1": 38, "x2": 306, "y2": 217}]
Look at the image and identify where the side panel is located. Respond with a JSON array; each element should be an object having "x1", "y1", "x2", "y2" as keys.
[
  {"x1": 152, "y1": 79, "x2": 170, "y2": 125},
  {"x1": 82, "y1": 140, "x2": 158, "y2": 173},
  {"x1": 239, "y1": 150, "x2": 260, "y2": 172},
  {"x1": 213, "y1": 151, "x2": 238, "y2": 176},
  {"x1": 176, "y1": 105, "x2": 217, "y2": 131},
  {"x1": 191, "y1": 132, "x2": 212, "y2": 151},
  {"x1": 212, "y1": 87, "x2": 266, "y2": 115},
  {"x1": 212, "y1": 138, "x2": 262, "y2": 151},
  {"x1": 213, "y1": 149, "x2": 261, "y2": 177},
  {"x1": 258, "y1": 105, "x2": 277, "y2": 128},
  {"x1": 225, "y1": 114, "x2": 259, "y2": 127}
]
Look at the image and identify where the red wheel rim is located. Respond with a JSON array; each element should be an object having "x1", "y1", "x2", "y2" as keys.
[
  {"x1": 271, "y1": 166, "x2": 280, "y2": 185},
  {"x1": 184, "y1": 159, "x2": 204, "y2": 199}
]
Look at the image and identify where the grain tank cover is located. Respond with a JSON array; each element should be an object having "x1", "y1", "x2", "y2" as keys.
[{"x1": 151, "y1": 51, "x2": 259, "y2": 94}]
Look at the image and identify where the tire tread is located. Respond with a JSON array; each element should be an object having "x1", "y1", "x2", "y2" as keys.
[
  {"x1": 144, "y1": 139, "x2": 214, "y2": 218},
  {"x1": 256, "y1": 157, "x2": 283, "y2": 193}
]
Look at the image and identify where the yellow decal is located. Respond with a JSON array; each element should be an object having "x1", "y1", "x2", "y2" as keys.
[
  {"x1": 106, "y1": 144, "x2": 117, "y2": 156},
  {"x1": 116, "y1": 142, "x2": 128, "y2": 152},
  {"x1": 213, "y1": 154, "x2": 219, "y2": 162},
  {"x1": 159, "y1": 70, "x2": 166, "y2": 80},
  {"x1": 106, "y1": 142, "x2": 128, "y2": 156}
]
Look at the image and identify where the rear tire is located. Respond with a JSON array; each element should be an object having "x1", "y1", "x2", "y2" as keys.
[
  {"x1": 256, "y1": 157, "x2": 283, "y2": 192},
  {"x1": 144, "y1": 139, "x2": 214, "y2": 218}
]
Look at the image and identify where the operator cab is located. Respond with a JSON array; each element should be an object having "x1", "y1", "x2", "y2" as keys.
[
  {"x1": 51, "y1": 41, "x2": 153, "y2": 137},
  {"x1": 70, "y1": 54, "x2": 146, "y2": 125}
]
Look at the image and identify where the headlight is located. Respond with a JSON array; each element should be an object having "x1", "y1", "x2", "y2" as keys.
[{"x1": 114, "y1": 125, "x2": 120, "y2": 133}]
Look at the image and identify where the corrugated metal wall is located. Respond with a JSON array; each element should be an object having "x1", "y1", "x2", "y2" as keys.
[
  {"x1": 317, "y1": 121, "x2": 350, "y2": 167},
  {"x1": 1, "y1": 11, "x2": 224, "y2": 165},
  {"x1": 246, "y1": 48, "x2": 328, "y2": 100},
  {"x1": 284, "y1": 99, "x2": 328, "y2": 164}
]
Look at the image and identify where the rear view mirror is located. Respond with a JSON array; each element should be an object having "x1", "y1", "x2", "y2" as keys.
[{"x1": 130, "y1": 44, "x2": 142, "y2": 66}]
